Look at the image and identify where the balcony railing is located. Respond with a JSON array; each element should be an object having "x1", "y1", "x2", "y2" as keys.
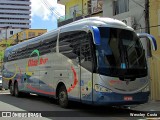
[
  {"x1": 58, "y1": 10, "x2": 102, "y2": 27},
  {"x1": 58, "y1": 9, "x2": 89, "y2": 22},
  {"x1": 58, "y1": 9, "x2": 91, "y2": 27}
]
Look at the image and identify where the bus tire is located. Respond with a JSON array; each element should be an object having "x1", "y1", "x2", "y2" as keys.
[
  {"x1": 14, "y1": 82, "x2": 21, "y2": 97},
  {"x1": 10, "y1": 82, "x2": 14, "y2": 96},
  {"x1": 58, "y1": 85, "x2": 69, "y2": 108}
]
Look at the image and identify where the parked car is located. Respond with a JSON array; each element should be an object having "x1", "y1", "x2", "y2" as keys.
[{"x1": 0, "y1": 76, "x2": 2, "y2": 90}]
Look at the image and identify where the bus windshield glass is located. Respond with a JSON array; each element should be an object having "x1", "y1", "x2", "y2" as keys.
[{"x1": 97, "y1": 27, "x2": 147, "y2": 78}]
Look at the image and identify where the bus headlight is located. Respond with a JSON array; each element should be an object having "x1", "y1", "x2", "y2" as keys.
[
  {"x1": 141, "y1": 85, "x2": 150, "y2": 92},
  {"x1": 95, "y1": 84, "x2": 112, "y2": 93}
]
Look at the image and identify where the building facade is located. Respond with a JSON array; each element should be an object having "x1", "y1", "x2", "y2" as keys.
[
  {"x1": 103, "y1": 0, "x2": 149, "y2": 54},
  {"x1": 103, "y1": 0, "x2": 147, "y2": 32},
  {"x1": 0, "y1": 28, "x2": 22, "y2": 40},
  {"x1": 0, "y1": 0, "x2": 31, "y2": 29},
  {"x1": 149, "y1": 0, "x2": 160, "y2": 100},
  {"x1": 0, "y1": 29, "x2": 47, "y2": 68}
]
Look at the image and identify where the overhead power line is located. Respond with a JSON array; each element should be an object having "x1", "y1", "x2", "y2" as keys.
[
  {"x1": 40, "y1": 0, "x2": 61, "y2": 19},
  {"x1": 43, "y1": 0, "x2": 61, "y2": 17},
  {"x1": 40, "y1": 0, "x2": 59, "y2": 18},
  {"x1": 132, "y1": 0, "x2": 145, "y2": 8}
]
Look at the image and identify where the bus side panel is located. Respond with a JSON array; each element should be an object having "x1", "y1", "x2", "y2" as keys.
[
  {"x1": 38, "y1": 53, "x2": 56, "y2": 97},
  {"x1": 2, "y1": 60, "x2": 20, "y2": 90},
  {"x1": 2, "y1": 62, "x2": 10, "y2": 90}
]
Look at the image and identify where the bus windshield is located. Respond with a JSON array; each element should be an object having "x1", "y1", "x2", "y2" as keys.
[{"x1": 97, "y1": 27, "x2": 147, "y2": 78}]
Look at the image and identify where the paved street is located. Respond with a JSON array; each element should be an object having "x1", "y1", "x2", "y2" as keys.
[{"x1": 0, "y1": 90, "x2": 158, "y2": 120}]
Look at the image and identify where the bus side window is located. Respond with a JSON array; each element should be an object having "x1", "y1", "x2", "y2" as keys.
[
  {"x1": 59, "y1": 31, "x2": 94, "y2": 72},
  {"x1": 40, "y1": 34, "x2": 57, "y2": 55},
  {"x1": 59, "y1": 31, "x2": 81, "y2": 61}
]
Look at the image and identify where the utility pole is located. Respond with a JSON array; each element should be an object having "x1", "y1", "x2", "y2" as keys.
[
  {"x1": 15, "y1": 33, "x2": 19, "y2": 44},
  {"x1": 145, "y1": 0, "x2": 151, "y2": 57},
  {"x1": 5, "y1": 26, "x2": 10, "y2": 48},
  {"x1": 5, "y1": 27, "x2": 8, "y2": 48},
  {"x1": 73, "y1": 9, "x2": 76, "y2": 21},
  {"x1": 88, "y1": 0, "x2": 92, "y2": 17},
  {"x1": 145, "y1": 0, "x2": 150, "y2": 34},
  {"x1": 82, "y1": 0, "x2": 84, "y2": 17}
]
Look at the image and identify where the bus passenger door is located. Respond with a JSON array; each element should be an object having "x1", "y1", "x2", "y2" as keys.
[{"x1": 80, "y1": 32, "x2": 94, "y2": 103}]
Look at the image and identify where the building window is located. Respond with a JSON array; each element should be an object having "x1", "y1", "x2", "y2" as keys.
[
  {"x1": 28, "y1": 32, "x2": 35, "y2": 38},
  {"x1": 10, "y1": 31, "x2": 13, "y2": 35},
  {"x1": 38, "y1": 33, "x2": 43, "y2": 36},
  {"x1": 69, "y1": 5, "x2": 80, "y2": 18},
  {"x1": 59, "y1": 31, "x2": 95, "y2": 72},
  {"x1": 113, "y1": 0, "x2": 129, "y2": 15},
  {"x1": 92, "y1": 0, "x2": 103, "y2": 14},
  {"x1": 87, "y1": 0, "x2": 92, "y2": 15}
]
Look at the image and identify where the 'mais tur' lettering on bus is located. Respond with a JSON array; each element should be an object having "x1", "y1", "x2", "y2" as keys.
[
  {"x1": 109, "y1": 80, "x2": 122, "y2": 86},
  {"x1": 28, "y1": 58, "x2": 48, "y2": 67}
]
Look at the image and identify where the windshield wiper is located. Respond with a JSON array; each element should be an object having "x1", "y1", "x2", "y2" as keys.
[{"x1": 130, "y1": 50, "x2": 144, "y2": 68}]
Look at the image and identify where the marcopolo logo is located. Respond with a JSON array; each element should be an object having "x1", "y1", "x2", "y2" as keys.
[{"x1": 28, "y1": 49, "x2": 48, "y2": 67}]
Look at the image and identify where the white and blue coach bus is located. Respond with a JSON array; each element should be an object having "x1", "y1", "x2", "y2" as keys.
[{"x1": 2, "y1": 17, "x2": 157, "y2": 108}]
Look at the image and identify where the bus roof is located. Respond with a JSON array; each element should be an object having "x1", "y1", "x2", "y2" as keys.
[
  {"x1": 5, "y1": 17, "x2": 134, "y2": 52},
  {"x1": 59, "y1": 17, "x2": 133, "y2": 32}
]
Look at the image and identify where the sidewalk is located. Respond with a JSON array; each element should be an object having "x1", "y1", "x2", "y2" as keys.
[{"x1": 131, "y1": 100, "x2": 160, "y2": 112}]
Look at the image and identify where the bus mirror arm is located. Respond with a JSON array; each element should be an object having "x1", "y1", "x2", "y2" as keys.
[
  {"x1": 83, "y1": 26, "x2": 101, "y2": 45},
  {"x1": 137, "y1": 33, "x2": 157, "y2": 51}
]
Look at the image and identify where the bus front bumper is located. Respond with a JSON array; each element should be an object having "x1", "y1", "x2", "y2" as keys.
[{"x1": 93, "y1": 91, "x2": 150, "y2": 106}]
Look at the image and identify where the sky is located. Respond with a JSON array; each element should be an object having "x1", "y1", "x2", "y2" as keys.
[{"x1": 30, "y1": 0, "x2": 65, "y2": 31}]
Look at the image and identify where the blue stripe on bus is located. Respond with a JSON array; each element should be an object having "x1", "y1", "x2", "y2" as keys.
[{"x1": 150, "y1": 34, "x2": 157, "y2": 50}]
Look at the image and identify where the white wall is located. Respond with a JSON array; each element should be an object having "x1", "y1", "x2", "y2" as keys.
[{"x1": 0, "y1": 29, "x2": 22, "y2": 40}]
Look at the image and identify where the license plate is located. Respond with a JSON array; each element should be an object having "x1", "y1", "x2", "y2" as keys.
[{"x1": 124, "y1": 96, "x2": 133, "y2": 101}]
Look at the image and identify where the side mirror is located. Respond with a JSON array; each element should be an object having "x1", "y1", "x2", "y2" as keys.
[
  {"x1": 137, "y1": 33, "x2": 157, "y2": 51},
  {"x1": 83, "y1": 26, "x2": 101, "y2": 45}
]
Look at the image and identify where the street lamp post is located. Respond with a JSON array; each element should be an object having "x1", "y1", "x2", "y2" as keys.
[
  {"x1": 82, "y1": 0, "x2": 83, "y2": 17},
  {"x1": 5, "y1": 26, "x2": 11, "y2": 48}
]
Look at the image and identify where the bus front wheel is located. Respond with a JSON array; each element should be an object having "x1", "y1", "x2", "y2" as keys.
[{"x1": 58, "y1": 85, "x2": 69, "y2": 108}]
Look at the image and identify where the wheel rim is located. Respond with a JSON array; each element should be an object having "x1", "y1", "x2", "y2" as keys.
[
  {"x1": 10, "y1": 84, "x2": 13, "y2": 94},
  {"x1": 15, "y1": 85, "x2": 18, "y2": 95},
  {"x1": 59, "y1": 91, "x2": 67, "y2": 105}
]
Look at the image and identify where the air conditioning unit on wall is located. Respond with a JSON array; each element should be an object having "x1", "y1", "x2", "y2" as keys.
[{"x1": 121, "y1": 17, "x2": 134, "y2": 27}]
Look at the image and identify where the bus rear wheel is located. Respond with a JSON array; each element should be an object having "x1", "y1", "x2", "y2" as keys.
[
  {"x1": 14, "y1": 82, "x2": 21, "y2": 97},
  {"x1": 9, "y1": 83, "x2": 14, "y2": 96},
  {"x1": 58, "y1": 86, "x2": 69, "y2": 108}
]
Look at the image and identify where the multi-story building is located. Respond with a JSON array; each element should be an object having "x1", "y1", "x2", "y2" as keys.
[
  {"x1": 149, "y1": 0, "x2": 160, "y2": 100},
  {"x1": 8, "y1": 29, "x2": 47, "y2": 43},
  {"x1": 0, "y1": 0, "x2": 31, "y2": 29},
  {"x1": 58, "y1": 0, "x2": 103, "y2": 27}
]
